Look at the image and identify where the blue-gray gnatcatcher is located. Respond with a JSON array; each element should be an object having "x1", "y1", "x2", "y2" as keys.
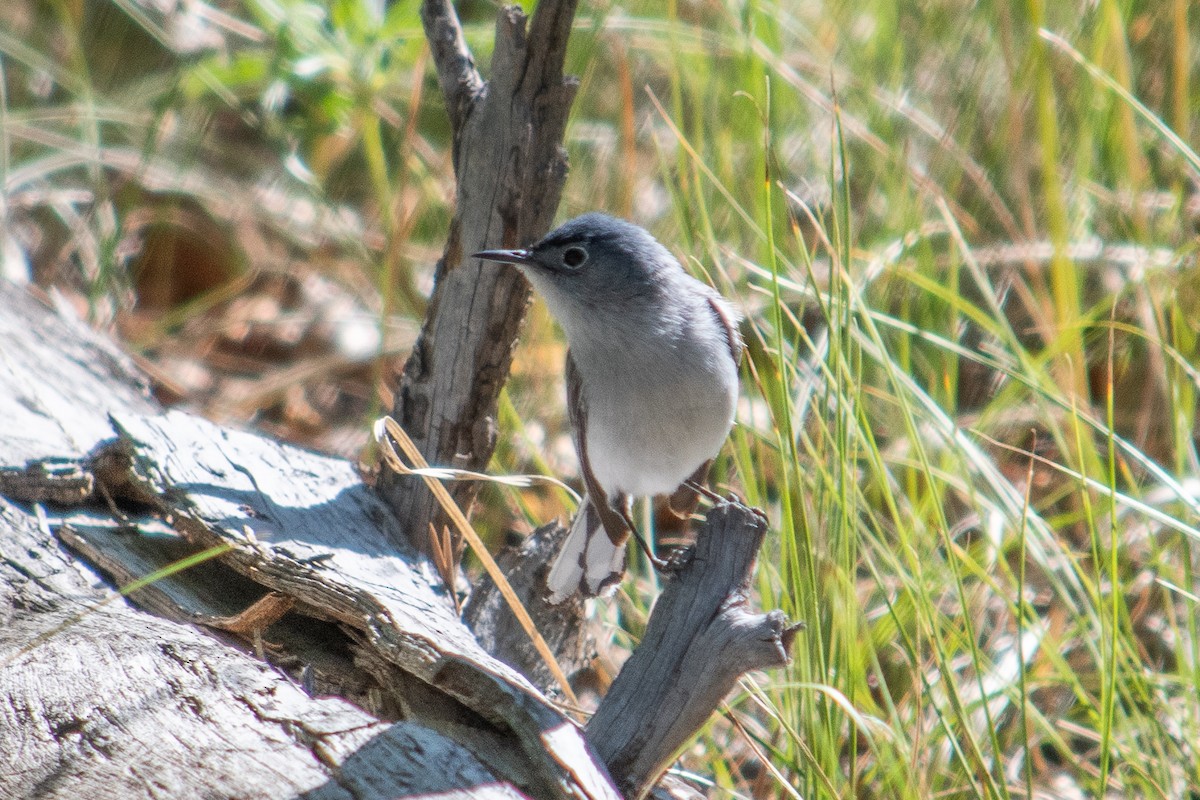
[{"x1": 475, "y1": 213, "x2": 742, "y2": 603}]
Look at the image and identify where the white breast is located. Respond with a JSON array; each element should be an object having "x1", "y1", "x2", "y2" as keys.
[
  {"x1": 585, "y1": 388, "x2": 735, "y2": 496},
  {"x1": 575, "y1": 318, "x2": 738, "y2": 498}
]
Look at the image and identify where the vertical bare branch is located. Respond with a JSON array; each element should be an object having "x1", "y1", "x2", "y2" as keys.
[
  {"x1": 418, "y1": 0, "x2": 483, "y2": 137},
  {"x1": 380, "y1": 1, "x2": 579, "y2": 556}
]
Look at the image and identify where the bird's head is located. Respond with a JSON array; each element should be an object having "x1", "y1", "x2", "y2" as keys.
[{"x1": 473, "y1": 213, "x2": 678, "y2": 313}]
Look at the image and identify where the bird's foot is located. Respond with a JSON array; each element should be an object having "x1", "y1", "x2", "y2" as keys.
[{"x1": 659, "y1": 545, "x2": 695, "y2": 574}]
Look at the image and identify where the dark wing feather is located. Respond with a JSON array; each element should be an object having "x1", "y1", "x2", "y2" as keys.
[
  {"x1": 660, "y1": 297, "x2": 742, "y2": 519},
  {"x1": 706, "y1": 296, "x2": 744, "y2": 367},
  {"x1": 566, "y1": 351, "x2": 630, "y2": 547}
]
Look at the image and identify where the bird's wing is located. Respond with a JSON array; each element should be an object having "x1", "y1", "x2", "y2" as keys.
[
  {"x1": 657, "y1": 297, "x2": 742, "y2": 522},
  {"x1": 565, "y1": 352, "x2": 630, "y2": 548},
  {"x1": 564, "y1": 350, "x2": 587, "y2": 459},
  {"x1": 707, "y1": 295, "x2": 744, "y2": 367},
  {"x1": 664, "y1": 458, "x2": 712, "y2": 520},
  {"x1": 544, "y1": 352, "x2": 629, "y2": 602}
]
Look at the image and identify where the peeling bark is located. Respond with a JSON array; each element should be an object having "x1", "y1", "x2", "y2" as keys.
[
  {"x1": 0, "y1": 284, "x2": 619, "y2": 800},
  {"x1": 588, "y1": 502, "x2": 799, "y2": 798},
  {"x1": 377, "y1": 0, "x2": 579, "y2": 558}
]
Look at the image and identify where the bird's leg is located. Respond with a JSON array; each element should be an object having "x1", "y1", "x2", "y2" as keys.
[
  {"x1": 652, "y1": 461, "x2": 724, "y2": 573},
  {"x1": 584, "y1": 482, "x2": 672, "y2": 573},
  {"x1": 651, "y1": 496, "x2": 697, "y2": 573},
  {"x1": 615, "y1": 503, "x2": 670, "y2": 572},
  {"x1": 683, "y1": 479, "x2": 725, "y2": 505}
]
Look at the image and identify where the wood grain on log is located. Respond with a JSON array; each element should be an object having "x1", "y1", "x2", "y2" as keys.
[
  {"x1": 378, "y1": 0, "x2": 579, "y2": 557},
  {"x1": 0, "y1": 485, "x2": 521, "y2": 800},
  {"x1": 0, "y1": 283, "x2": 619, "y2": 800},
  {"x1": 463, "y1": 521, "x2": 592, "y2": 696},
  {"x1": 588, "y1": 501, "x2": 799, "y2": 798},
  {"x1": 92, "y1": 409, "x2": 616, "y2": 798}
]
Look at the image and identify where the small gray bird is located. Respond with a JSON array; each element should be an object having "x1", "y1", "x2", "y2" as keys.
[{"x1": 475, "y1": 213, "x2": 741, "y2": 603}]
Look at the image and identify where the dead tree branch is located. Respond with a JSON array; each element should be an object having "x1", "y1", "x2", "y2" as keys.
[
  {"x1": 587, "y1": 501, "x2": 799, "y2": 798},
  {"x1": 378, "y1": 1, "x2": 579, "y2": 556}
]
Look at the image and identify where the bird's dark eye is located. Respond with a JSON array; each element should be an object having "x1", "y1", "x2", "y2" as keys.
[{"x1": 562, "y1": 246, "x2": 588, "y2": 268}]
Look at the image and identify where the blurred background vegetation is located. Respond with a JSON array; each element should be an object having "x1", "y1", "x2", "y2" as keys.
[{"x1": 5, "y1": 0, "x2": 1200, "y2": 797}]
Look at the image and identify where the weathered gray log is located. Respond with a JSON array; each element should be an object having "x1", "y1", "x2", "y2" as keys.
[
  {"x1": 588, "y1": 501, "x2": 799, "y2": 799},
  {"x1": 0, "y1": 288, "x2": 513, "y2": 799},
  {"x1": 0, "y1": 283, "x2": 619, "y2": 800},
  {"x1": 377, "y1": 0, "x2": 578, "y2": 557},
  {"x1": 0, "y1": 531, "x2": 518, "y2": 800},
  {"x1": 0, "y1": 288, "x2": 157, "y2": 463},
  {"x1": 463, "y1": 521, "x2": 592, "y2": 695}
]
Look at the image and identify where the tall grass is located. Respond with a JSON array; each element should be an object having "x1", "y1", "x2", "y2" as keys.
[
  {"x1": 552, "y1": 2, "x2": 1200, "y2": 797},
  {"x1": 5, "y1": 0, "x2": 1199, "y2": 797}
]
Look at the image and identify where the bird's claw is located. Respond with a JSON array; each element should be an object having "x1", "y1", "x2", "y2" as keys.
[{"x1": 658, "y1": 545, "x2": 695, "y2": 574}]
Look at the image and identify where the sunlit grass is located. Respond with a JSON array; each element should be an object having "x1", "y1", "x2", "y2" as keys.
[{"x1": 570, "y1": 2, "x2": 1200, "y2": 797}]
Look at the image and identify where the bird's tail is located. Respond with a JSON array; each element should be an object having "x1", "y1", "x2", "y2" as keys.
[{"x1": 545, "y1": 496, "x2": 626, "y2": 604}]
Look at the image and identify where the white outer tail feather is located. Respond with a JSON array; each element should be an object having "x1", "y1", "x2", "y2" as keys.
[{"x1": 545, "y1": 497, "x2": 626, "y2": 604}]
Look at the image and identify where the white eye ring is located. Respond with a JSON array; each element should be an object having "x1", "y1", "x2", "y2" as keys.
[{"x1": 562, "y1": 246, "x2": 588, "y2": 268}]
